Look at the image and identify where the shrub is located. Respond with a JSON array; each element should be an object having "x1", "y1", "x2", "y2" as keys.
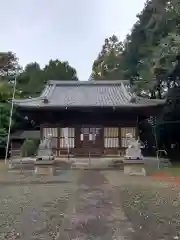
[{"x1": 21, "y1": 138, "x2": 39, "y2": 157}]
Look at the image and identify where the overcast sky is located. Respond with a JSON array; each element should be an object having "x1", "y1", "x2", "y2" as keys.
[{"x1": 1, "y1": 0, "x2": 145, "y2": 79}]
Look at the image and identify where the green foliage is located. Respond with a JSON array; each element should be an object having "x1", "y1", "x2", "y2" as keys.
[
  {"x1": 0, "y1": 51, "x2": 79, "y2": 154},
  {"x1": 0, "y1": 103, "x2": 12, "y2": 129},
  {"x1": 0, "y1": 103, "x2": 17, "y2": 149},
  {"x1": 0, "y1": 81, "x2": 21, "y2": 102},
  {"x1": 91, "y1": 0, "x2": 180, "y2": 98},
  {"x1": 0, "y1": 80, "x2": 21, "y2": 143},
  {"x1": 0, "y1": 52, "x2": 20, "y2": 79},
  {"x1": 90, "y1": 0, "x2": 180, "y2": 155},
  {"x1": 0, "y1": 52, "x2": 78, "y2": 98},
  {"x1": 17, "y1": 62, "x2": 44, "y2": 96},
  {"x1": 17, "y1": 60, "x2": 78, "y2": 97},
  {"x1": 91, "y1": 35, "x2": 124, "y2": 80},
  {"x1": 43, "y1": 60, "x2": 78, "y2": 81},
  {"x1": 0, "y1": 128, "x2": 7, "y2": 148},
  {"x1": 0, "y1": 81, "x2": 13, "y2": 102},
  {"x1": 21, "y1": 139, "x2": 39, "y2": 157},
  {"x1": 122, "y1": 0, "x2": 180, "y2": 93}
]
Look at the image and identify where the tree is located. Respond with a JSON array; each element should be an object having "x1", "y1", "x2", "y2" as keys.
[
  {"x1": 90, "y1": 0, "x2": 180, "y2": 157},
  {"x1": 0, "y1": 81, "x2": 14, "y2": 102},
  {"x1": 0, "y1": 53, "x2": 79, "y2": 156},
  {"x1": 17, "y1": 59, "x2": 78, "y2": 97},
  {"x1": 121, "y1": 0, "x2": 180, "y2": 157},
  {"x1": 17, "y1": 62, "x2": 44, "y2": 96},
  {"x1": 0, "y1": 78, "x2": 22, "y2": 152},
  {"x1": 43, "y1": 60, "x2": 78, "y2": 81},
  {"x1": 91, "y1": 0, "x2": 180, "y2": 90},
  {"x1": 0, "y1": 81, "x2": 21, "y2": 131},
  {"x1": 122, "y1": 0, "x2": 180, "y2": 94},
  {"x1": 91, "y1": 35, "x2": 124, "y2": 80},
  {"x1": 0, "y1": 52, "x2": 20, "y2": 79}
]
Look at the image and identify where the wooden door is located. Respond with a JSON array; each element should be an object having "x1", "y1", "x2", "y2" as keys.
[{"x1": 75, "y1": 126, "x2": 103, "y2": 157}]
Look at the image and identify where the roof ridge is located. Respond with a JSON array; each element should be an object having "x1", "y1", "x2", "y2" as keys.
[
  {"x1": 120, "y1": 82, "x2": 132, "y2": 101},
  {"x1": 14, "y1": 96, "x2": 42, "y2": 103},
  {"x1": 41, "y1": 84, "x2": 55, "y2": 99},
  {"x1": 48, "y1": 80, "x2": 130, "y2": 85}
]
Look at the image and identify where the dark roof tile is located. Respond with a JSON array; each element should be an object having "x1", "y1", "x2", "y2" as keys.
[
  {"x1": 10, "y1": 130, "x2": 40, "y2": 139},
  {"x1": 14, "y1": 80, "x2": 165, "y2": 108}
]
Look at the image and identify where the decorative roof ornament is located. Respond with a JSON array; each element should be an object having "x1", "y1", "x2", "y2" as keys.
[
  {"x1": 42, "y1": 97, "x2": 49, "y2": 104},
  {"x1": 130, "y1": 97, "x2": 137, "y2": 103}
]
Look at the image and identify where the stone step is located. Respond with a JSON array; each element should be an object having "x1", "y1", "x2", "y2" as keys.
[
  {"x1": 11, "y1": 149, "x2": 21, "y2": 157},
  {"x1": 159, "y1": 158, "x2": 171, "y2": 168},
  {"x1": 71, "y1": 160, "x2": 120, "y2": 169}
]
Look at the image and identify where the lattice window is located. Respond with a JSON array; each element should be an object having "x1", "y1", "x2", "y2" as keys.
[
  {"x1": 121, "y1": 127, "x2": 136, "y2": 148},
  {"x1": 104, "y1": 128, "x2": 119, "y2": 148},
  {"x1": 42, "y1": 127, "x2": 58, "y2": 148},
  {"x1": 59, "y1": 128, "x2": 75, "y2": 148},
  {"x1": 43, "y1": 128, "x2": 58, "y2": 137}
]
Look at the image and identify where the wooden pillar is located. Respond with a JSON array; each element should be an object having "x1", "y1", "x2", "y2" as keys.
[
  {"x1": 118, "y1": 127, "x2": 121, "y2": 149},
  {"x1": 57, "y1": 127, "x2": 60, "y2": 157},
  {"x1": 40, "y1": 124, "x2": 43, "y2": 140},
  {"x1": 135, "y1": 117, "x2": 139, "y2": 140},
  {"x1": 102, "y1": 127, "x2": 105, "y2": 155}
]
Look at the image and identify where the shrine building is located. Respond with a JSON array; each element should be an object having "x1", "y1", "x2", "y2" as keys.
[{"x1": 14, "y1": 80, "x2": 165, "y2": 157}]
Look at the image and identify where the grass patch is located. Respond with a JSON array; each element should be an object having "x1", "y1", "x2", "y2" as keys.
[{"x1": 155, "y1": 163, "x2": 180, "y2": 176}]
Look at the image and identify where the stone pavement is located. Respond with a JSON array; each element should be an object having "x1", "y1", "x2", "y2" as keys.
[{"x1": 57, "y1": 171, "x2": 134, "y2": 239}]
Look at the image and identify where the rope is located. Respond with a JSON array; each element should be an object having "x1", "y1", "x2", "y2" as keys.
[{"x1": 5, "y1": 75, "x2": 17, "y2": 165}]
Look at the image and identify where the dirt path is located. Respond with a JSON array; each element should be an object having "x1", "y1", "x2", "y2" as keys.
[{"x1": 57, "y1": 171, "x2": 133, "y2": 239}]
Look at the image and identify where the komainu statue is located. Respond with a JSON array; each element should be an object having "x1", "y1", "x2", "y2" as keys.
[
  {"x1": 124, "y1": 133, "x2": 144, "y2": 160},
  {"x1": 36, "y1": 134, "x2": 54, "y2": 161}
]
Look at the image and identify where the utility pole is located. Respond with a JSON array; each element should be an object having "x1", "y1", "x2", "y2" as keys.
[{"x1": 5, "y1": 75, "x2": 17, "y2": 165}]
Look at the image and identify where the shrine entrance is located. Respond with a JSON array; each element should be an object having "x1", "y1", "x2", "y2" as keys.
[{"x1": 75, "y1": 126, "x2": 103, "y2": 157}]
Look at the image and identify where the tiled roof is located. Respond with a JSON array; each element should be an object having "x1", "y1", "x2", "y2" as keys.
[
  {"x1": 10, "y1": 130, "x2": 40, "y2": 139},
  {"x1": 14, "y1": 80, "x2": 165, "y2": 108}
]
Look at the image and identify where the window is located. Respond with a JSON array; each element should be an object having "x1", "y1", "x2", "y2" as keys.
[
  {"x1": 59, "y1": 128, "x2": 75, "y2": 148},
  {"x1": 104, "y1": 128, "x2": 119, "y2": 148},
  {"x1": 42, "y1": 127, "x2": 58, "y2": 148},
  {"x1": 121, "y1": 127, "x2": 136, "y2": 148}
]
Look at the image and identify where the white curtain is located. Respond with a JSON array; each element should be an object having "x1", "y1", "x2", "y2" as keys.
[{"x1": 62, "y1": 128, "x2": 69, "y2": 151}]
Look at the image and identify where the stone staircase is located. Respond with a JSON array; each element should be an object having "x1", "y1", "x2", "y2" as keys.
[
  {"x1": 159, "y1": 157, "x2": 172, "y2": 168},
  {"x1": 10, "y1": 149, "x2": 21, "y2": 158},
  {"x1": 71, "y1": 159, "x2": 89, "y2": 169},
  {"x1": 71, "y1": 157, "x2": 123, "y2": 169}
]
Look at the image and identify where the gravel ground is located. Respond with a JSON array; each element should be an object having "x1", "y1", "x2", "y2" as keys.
[
  {"x1": 0, "y1": 170, "x2": 80, "y2": 240},
  {"x1": 120, "y1": 184, "x2": 180, "y2": 240},
  {"x1": 1, "y1": 169, "x2": 180, "y2": 240},
  {"x1": 0, "y1": 170, "x2": 133, "y2": 240},
  {"x1": 104, "y1": 171, "x2": 180, "y2": 240}
]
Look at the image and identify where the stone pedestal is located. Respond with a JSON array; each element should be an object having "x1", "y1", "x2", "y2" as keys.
[
  {"x1": 34, "y1": 161, "x2": 55, "y2": 176},
  {"x1": 123, "y1": 160, "x2": 146, "y2": 176}
]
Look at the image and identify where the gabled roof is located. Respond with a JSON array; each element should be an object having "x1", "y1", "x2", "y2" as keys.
[{"x1": 14, "y1": 80, "x2": 165, "y2": 109}]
